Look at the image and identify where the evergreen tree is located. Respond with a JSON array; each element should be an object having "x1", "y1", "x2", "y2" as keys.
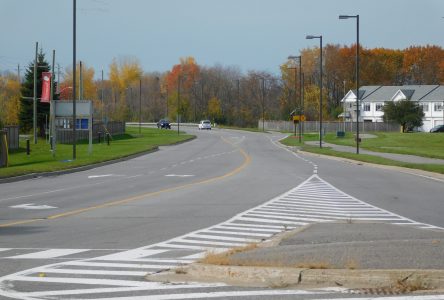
[
  {"x1": 383, "y1": 100, "x2": 424, "y2": 132},
  {"x1": 19, "y1": 50, "x2": 58, "y2": 135}
]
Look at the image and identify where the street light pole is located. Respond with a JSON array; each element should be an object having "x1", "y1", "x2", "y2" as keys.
[
  {"x1": 288, "y1": 55, "x2": 303, "y2": 142},
  {"x1": 139, "y1": 79, "x2": 142, "y2": 134},
  {"x1": 260, "y1": 77, "x2": 265, "y2": 132},
  {"x1": 339, "y1": 14, "x2": 360, "y2": 154},
  {"x1": 306, "y1": 35, "x2": 323, "y2": 148},
  {"x1": 177, "y1": 75, "x2": 181, "y2": 135},
  {"x1": 72, "y1": 0, "x2": 77, "y2": 160},
  {"x1": 33, "y1": 42, "x2": 38, "y2": 144}
]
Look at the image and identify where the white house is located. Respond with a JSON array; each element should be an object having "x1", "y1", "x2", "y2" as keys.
[{"x1": 341, "y1": 85, "x2": 444, "y2": 132}]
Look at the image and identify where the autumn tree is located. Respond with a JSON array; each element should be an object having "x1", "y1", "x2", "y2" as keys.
[
  {"x1": 0, "y1": 73, "x2": 21, "y2": 127},
  {"x1": 207, "y1": 96, "x2": 222, "y2": 123},
  {"x1": 164, "y1": 57, "x2": 200, "y2": 122},
  {"x1": 108, "y1": 56, "x2": 143, "y2": 121}
]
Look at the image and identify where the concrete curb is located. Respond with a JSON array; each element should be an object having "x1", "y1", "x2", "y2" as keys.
[
  {"x1": 0, "y1": 135, "x2": 196, "y2": 184},
  {"x1": 146, "y1": 263, "x2": 444, "y2": 291}
]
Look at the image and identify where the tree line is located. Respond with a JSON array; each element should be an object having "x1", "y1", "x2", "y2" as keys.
[{"x1": 0, "y1": 44, "x2": 442, "y2": 132}]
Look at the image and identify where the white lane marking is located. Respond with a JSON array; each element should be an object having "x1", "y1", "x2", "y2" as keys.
[
  {"x1": 24, "y1": 283, "x2": 226, "y2": 298},
  {"x1": 206, "y1": 229, "x2": 270, "y2": 237},
  {"x1": 63, "y1": 261, "x2": 177, "y2": 269},
  {"x1": 34, "y1": 268, "x2": 147, "y2": 276},
  {"x1": 72, "y1": 289, "x2": 332, "y2": 300},
  {"x1": 223, "y1": 223, "x2": 293, "y2": 230},
  {"x1": 173, "y1": 238, "x2": 245, "y2": 247},
  {"x1": 9, "y1": 203, "x2": 57, "y2": 210},
  {"x1": 218, "y1": 224, "x2": 282, "y2": 232},
  {"x1": 96, "y1": 249, "x2": 168, "y2": 261},
  {"x1": 0, "y1": 248, "x2": 11, "y2": 252},
  {"x1": 188, "y1": 233, "x2": 260, "y2": 243},
  {"x1": 165, "y1": 174, "x2": 195, "y2": 177},
  {"x1": 8, "y1": 249, "x2": 89, "y2": 259},
  {"x1": 88, "y1": 174, "x2": 114, "y2": 179}
]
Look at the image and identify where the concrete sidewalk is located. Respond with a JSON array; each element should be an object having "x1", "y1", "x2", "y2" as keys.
[
  {"x1": 305, "y1": 140, "x2": 444, "y2": 165},
  {"x1": 147, "y1": 222, "x2": 444, "y2": 293}
]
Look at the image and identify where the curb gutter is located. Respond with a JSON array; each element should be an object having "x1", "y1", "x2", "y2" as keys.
[{"x1": 146, "y1": 263, "x2": 444, "y2": 290}]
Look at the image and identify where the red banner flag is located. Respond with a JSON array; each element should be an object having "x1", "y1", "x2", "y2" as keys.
[{"x1": 41, "y1": 72, "x2": 52, "y2": 103}]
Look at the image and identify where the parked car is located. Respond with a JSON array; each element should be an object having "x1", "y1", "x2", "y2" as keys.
[
  {"x1": 430, "y1": 125, "x2": 444, "y2": 133},
  {"x1": 198, "y1": 120, "x2": 212, "y2": 130},
  {"x1": 157, "y1": 119, "x2": 171, "y2": 129}
]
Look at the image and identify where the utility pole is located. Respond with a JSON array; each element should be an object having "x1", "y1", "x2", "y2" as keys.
[
  {"x1": 177, "y1": 75, "x2": 181, "y2": 135},
  {"x1": 57, "y1": 64, "x2": 61, "y2": 94},
  {"x1": 17, "y1": 64, "x2": 20, "y2": 83},
  {"x1": 50, "y1": 50, "x2": 56, "y2": 157},
  {"x1": 33, "y1": 42, "x2": 38, "y2": 144},
  {"x1": 261, "y1": 78, "x2": 265, "y2": 132},
  {"x1": 237, "y1": 79, "x2": 240, "y2": 126},
  {"x1": 101, "y1": 69, "x2": 104, "y2": 123},
  {"x1": 73, "y1": 0, "x2": 77, "y2": 160},
  {"x1": 79, "y1": 61, "x2": 83, "y2": 100},
  {"x1": 139, "y1": 78, "x2": 142, "y2": 134}
]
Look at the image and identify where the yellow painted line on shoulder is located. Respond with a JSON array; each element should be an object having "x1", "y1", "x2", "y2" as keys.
[{"x1": 0, "y1": 136, "x2": 251, "y2": 227}]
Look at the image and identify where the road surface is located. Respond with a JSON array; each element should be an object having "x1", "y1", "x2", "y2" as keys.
[{"x1": 0, "y1": 127, "x2": 443, "y2": 299}]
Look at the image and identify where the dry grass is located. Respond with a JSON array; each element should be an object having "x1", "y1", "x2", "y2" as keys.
[
  {"x1": 344, "y1": 258, "x2": 359, "y2": 270},
  {"x1": 292, "y1": 261, "x2": 331, "y2": 269},
  {"x1": 199, "y1": 243, "x2": 259, "y2": 266},
  {"x1": 393, "y1": 274, "x2": 431, "y2": 293}
]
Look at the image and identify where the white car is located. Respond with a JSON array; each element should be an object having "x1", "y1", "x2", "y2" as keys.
[{"x1": 198, "y1": 120, "x2": 212, "y2": 130}]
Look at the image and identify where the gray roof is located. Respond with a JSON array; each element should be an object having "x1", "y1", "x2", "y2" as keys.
[
  {"x1": 420, "y1": 85, "x2": 444, "y2": 101},
  {"x1": 354, "y1": 85, "x2": 442, "y2": 102},
  {"x1": 360, "y1": 86, "x2": 400, "y2": 102}
]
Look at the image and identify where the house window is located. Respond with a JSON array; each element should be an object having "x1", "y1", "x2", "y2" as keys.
[
  {"x1": 375, "y1": 103, "x2": 384, "y2": 111},
  {"x1": 363, "y1": 103, "x2": 371, "y2": 112},
  {"x1": 420, "y1": 103, "x2": 429, "y2": 112},
  {"x1": 434, "y1": 103, "x2": 444, "y2": 112}
]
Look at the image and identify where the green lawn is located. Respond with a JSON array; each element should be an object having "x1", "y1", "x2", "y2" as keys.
[
  {"x1": 0, "y1": 127, "x2": 194, "y2": 178},
  {"x1": 281, "y1": 132, "x2": 444, "y2": 174}
]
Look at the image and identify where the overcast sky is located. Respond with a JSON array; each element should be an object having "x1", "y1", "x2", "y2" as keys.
[{"x1": 1, "y1": 0, "x2": 443, "y2": 78}]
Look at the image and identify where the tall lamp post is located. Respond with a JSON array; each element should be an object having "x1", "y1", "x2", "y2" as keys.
[
  {"x1": 339, "y1": 14, "x2": 360, "y2": 154},
  {"x1": 288, "y1": 55, "x2": 303, "y2": 142},
  {"x1": 306, "y1": 35, "x2": 323, "y2": 148},
  {"x1": 72, "y1": 0, "x2": 77, "y2": 160}
]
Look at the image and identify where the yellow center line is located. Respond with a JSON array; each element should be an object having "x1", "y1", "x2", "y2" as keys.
[{"x1": 0, "y1": 136, "x2": 251, "y2": 228}]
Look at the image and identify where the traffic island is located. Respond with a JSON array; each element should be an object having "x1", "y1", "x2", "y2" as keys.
[{"x1": 146, "y1": 222, "x2": 444, "y2": 294}]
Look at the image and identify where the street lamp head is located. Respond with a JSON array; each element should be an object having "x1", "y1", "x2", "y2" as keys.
[
  {"x1": 288, "y1": 55, "x2": 300, "y2": 60},
  {"x1": 339, "y1": 14, "x2": 358, "y2": 19},
  {"x1": 306, "y1": 35, "x2": 316, "y2": 39}
]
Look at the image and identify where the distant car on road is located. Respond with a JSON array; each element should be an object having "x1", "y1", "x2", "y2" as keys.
[
  {"x1": 430, "y1": 125, "x2": 444, "y2": 133},
  {"x1": 198, "y1": 120, "x2": 212, "y2": 130},
  {"x1": 157, "y1": 119, "x2": 171, "y2": 129}
]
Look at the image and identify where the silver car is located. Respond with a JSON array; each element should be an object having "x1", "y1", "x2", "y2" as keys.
[{"x1": 198, "y1": 120, "x2": 212, "y2": 130}]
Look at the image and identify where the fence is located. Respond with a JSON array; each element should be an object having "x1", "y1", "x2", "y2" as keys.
[
  {"x1": 57, "y1": 121, "x2": 125, "y2": 144},
  {"x1": 260, "y1": 120, "x2": 400, "y2": 133},
  {"x1": 2, "y1": 125, "x2": 19, "y2": 150}
]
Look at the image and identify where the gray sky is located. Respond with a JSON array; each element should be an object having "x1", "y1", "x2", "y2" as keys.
[{"x1": 1, "y1": 0, "x2": 443, "y2": 78}]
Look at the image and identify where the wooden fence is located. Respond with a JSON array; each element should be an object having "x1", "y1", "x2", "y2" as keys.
[{"x1": 3, "y1": 125, "x2": 19, "y2": 150}]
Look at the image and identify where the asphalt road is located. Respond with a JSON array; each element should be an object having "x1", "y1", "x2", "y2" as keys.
[{"x1": 0, "y1": 127, "x2": 443, "y2": 299}]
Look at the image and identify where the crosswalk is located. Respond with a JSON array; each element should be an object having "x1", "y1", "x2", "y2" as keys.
[{"x1": 0, "y1": 174, "x2": 442, "y2": 300}]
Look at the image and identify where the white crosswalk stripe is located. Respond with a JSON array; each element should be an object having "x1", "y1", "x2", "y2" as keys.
[{"x1": 1, "y1": 174, "x2": 442, "y2": 299}]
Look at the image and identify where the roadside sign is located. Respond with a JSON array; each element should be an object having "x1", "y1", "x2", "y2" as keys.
[{"x1": 293, "y1": 115, "x2": 306, "y2": 121}]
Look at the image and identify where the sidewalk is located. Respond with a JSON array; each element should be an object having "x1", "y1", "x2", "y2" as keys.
[
  {"x1": 305, "y1": 139, "x2": 444, "y2": 165},
  {"x1": 147, "y1": 222, "x2": 444, "y2": 292}
]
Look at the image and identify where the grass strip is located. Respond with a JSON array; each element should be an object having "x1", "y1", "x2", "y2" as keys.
[{"x1": 0, "y1": 127, "x2": 194, "y2": 179}]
